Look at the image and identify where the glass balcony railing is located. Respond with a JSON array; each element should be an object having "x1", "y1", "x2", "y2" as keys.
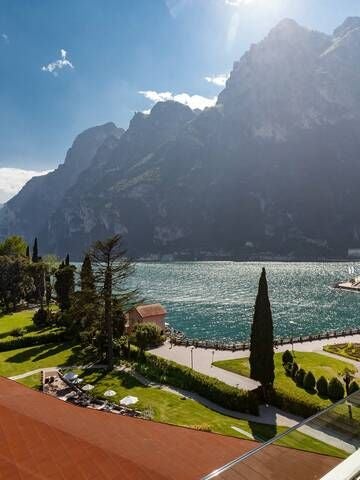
[{"x1": 203, "y1": 390, "x2": 360, "y2": 480}]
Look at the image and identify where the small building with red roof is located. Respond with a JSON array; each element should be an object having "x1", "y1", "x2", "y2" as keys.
[{"x1": 126, "y1": 303, "x2": 167, "y2": 333}]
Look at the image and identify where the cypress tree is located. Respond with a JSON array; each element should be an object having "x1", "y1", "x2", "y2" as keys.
[
  {"x1": 65, "y1": 253, "x2": 70, "y2": 266},
  {"x1": 54, "y1": 265, "x2": 75, "y2": 311},
  {"x1": 26, "y1": 245, "x2": 30, "y2": 259},
  {"x1": 80, "y1": 254, "x2": 95, "y2": 292},
  {"x1": 249, "y1": 268, "x2": 275, "y2": 395},
  {"x1": 32, "y1": 238, "x2": 39, "y2": 263}
]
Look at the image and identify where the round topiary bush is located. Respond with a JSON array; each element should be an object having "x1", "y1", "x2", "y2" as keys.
[
  {"x1": 348, "y1": 381, "x2": 359, "y2": 395},
  {"x1": 295, "y1": 368, "x2": 306, "y2": 387},
  {"x1": 304, "y1": 371, "x2": 316, "y2": 391},
  {"x1": 291, "y1": 362, "x2": 299, "y2": 379},
  {"x1": 33, "y1": 308, "x2": 48, "y2": 327},
  {"x1": 316, "y1": 376, "x2": 328, "y2": 397},
  {"x1": 284, "y1": 362, "x2": 293, "y2": 376},
  {"x1": 282, "y1": 349, "x2": 293, "y2": 365},
  {"x1": 328, "y1": 377, "x2": 345, "y2": 401}
]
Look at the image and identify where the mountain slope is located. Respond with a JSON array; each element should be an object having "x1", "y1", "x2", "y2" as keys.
[
  {"x1": 0, "y1": 123, "x2": 124, "y2": 242},
  {"x1": 2, "y1": 17, "x2": 360, "y2": 260}
]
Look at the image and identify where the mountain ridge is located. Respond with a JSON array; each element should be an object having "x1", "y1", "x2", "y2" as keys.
[{"x1": 2, "y1": 17, "x2": 360, "y2": 260}]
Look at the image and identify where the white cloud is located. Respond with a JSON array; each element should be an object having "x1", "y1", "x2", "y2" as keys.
[
  {"x1": 225, "y1": 0, "x2": 255, "y2": 5},
  {"x1": 205, "y1": 73, "x2": 229, "y2": 87},
  {"x1": 138, "y1": 90, "x2": 217, "y2": 111},
  {"x1": 41, "y1": 49, "x2": 74, "y2": 76},
  {"x1": 0, "y1": 168, "x2": 51, "y2": 203},
  {"x1": 1, "y1": 33, "x2": 9, "y2": 43}
]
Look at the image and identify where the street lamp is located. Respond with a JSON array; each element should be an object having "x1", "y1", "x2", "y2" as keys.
[
  {"x1": 211, "y1": 350, "x2": 215, "y2": 367},
  {"x1": 190, "y1": 346, "x2": 195, "y2": 369},
  {"x1": 289, "y1": 321, "x2": 296, "y2": 358}
]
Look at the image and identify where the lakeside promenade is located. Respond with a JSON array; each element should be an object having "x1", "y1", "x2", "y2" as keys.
[{"x1": 149, "y1": 334, "x2": 360, "y2": 391}]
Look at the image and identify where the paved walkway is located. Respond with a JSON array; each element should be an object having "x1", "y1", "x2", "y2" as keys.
[
  {"x1": 149, "y1": 336, "x2": 360, "y2": 393},
  {"x1": 125, "y1": 368, "x2": 355, "y2": 453}
]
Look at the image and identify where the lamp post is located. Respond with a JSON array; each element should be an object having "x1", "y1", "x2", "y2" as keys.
[
  {"x1": 289, "y1": 321, "x2": 296, "y2": 358},
  {"x1": 211, "y1": 350, "x2": 215, "y2": 367},
  {"x1": 190, "y1": 346, "x2": 195, "y2": 369}
]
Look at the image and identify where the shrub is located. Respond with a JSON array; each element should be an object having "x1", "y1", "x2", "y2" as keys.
[
  {"x1": 295, "y1": 368, "x2": 306, "y2": 387},
  {"x1": 303, "y1": 371, "x2": 316, "y2": 391},
  {"x1": 284, "y1": 362, "x2": 293, "y2": 376},
  {"x1": 316, "y1": 376, "x2": 328, "y2": 397},
  {"x1": 131, "y1": 323, "x2": 163, "y2": 353},
  {"x1": 269, "y1": 389, "x2": 320, "y2": 418},
  {"x1": 282, "y1": 350, "x2": 293, "y2": 365},
  {"x1": 348, "y1": 381, "x2": 359, "y2": 395},
  {"x1": 135, "y1": 352, "x2": 259, "y2": 415},
  {"x1": 0, "y1": 331, "x2": 66, "y2": 352},
  {"x1": 33, "y1": 308, "x2": 49, "y2": 327},
  {"x1": 9, "y1": 328, "x2": 24, "y2": 337},
  {"x1": 291, "y1": 362, "x2": 299, "y2": 379},
  {"x1": 328, "y1": 377, "x2": 345, "y2": 401}
]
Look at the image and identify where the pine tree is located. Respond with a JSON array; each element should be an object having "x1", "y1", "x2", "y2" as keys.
[
  {"x1": 89, "y1": 235, "x2": 138, "y2": 370},
  {"x1": 80, "y1": 254, "x2": 95, "y2": 292},
  {"x1": 65, "y1": 253, "x2": 70, "y2": 266},
  {"x1": 32, "y1": 238, "x2": 39, "y2": 263},
  {"x1": 249, "y1": 268, "x2": 275, "y2": 395}
]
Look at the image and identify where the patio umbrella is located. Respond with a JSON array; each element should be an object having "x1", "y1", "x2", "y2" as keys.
[
  {"x1": 120, "y1": 395, "x2": 138, "y2": 406},
  {"x1": 82, "y1": 384, "x2": 94, "y2": 391},
  {"x1": 104, "y1": 390, "x2": 116, "y2": 397},
  {"x1": 64, "y1": 372, "x2": 78, "y2": 381},
  {"x1": 72, "y1": 378, "x2": 83, "y2": 385}
]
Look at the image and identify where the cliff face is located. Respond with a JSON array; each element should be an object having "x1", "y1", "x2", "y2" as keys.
[
  {"x1": 0, "y1": 123, "x2": 124, "y2": 242},
  {"x1": 3, "y1": 18, "x2": 360, "y2": 259}
]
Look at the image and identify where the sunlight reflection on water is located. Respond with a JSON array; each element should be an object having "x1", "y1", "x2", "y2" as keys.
[{"x1": 128, "y1": 261, "x2": 360, "y2": 342}]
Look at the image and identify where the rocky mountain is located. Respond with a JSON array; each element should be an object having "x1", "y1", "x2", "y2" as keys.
[
  {"x1": 2, "y1": 17, "x2": 360, "y2": 260},
  {"x1": 0, "y1": 123, "x2": 124, "y2": 243}
]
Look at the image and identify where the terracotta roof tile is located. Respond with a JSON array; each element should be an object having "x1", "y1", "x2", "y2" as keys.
[
  {"x1": 135, "y1": 304, "x2": 167, "y2": 318},
  {"x1": 0, "y1": 377, "x2": 251, "y2": 479},
  {"x1": 0, "y1": 377, "x2": 341, "y2": 480}
]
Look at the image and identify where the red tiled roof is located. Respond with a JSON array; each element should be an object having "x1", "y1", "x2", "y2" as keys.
[
  {"x1": 135, "y1": 303, "x2": 167, "y2": 318},
  {"x1": 0, "y1": 377, "x2": 341, "y2": 480},
  {"x1": 0, "y1": 377, "x2": 253, "y2": 480}
]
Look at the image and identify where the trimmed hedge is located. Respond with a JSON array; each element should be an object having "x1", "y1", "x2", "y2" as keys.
[
  {"x1": 303, "y1": 371, "x2": 316, "y2": 392},
  {"x1": 295, "y1": 368, "x2": 306, "y2": 387},
  {"x1": 316, "y1": 376, "x2": 328, "y2": 397},
  {"x1": 328, "y1": 377, "x2": 345, "y2": 401},
  {"x1": 136, "y1": 352, "x2": 259, "y2": 415},
  {"x1": 349, "y1": 380, "x2": 359, "y2": 395},
  {"x1": 269, "y1": 388, "x2": 321, "y2": 418},
  {"x1": 0, "y1": 331, "x2": 66, "y2": 352}
]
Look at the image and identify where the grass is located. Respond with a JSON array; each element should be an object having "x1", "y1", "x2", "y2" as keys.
[
  {"x1": 0, "y1": 309, "x2": 61, "y2": 340},
  {"x1": 0, "y1": 342, "x2": 80, "y2": 377},
  {"x1": 213, "y1": 351, "x2": 357, "y2": 411},
  {"x1": 324, "y1": 343, "x2": 360, "y2": 362},
  {"x1": 16, "y1": 373, "x2": 42, "y2": 389},
  {"x1": 71, "y1": 368, "x2": 346, "y2": 458}
]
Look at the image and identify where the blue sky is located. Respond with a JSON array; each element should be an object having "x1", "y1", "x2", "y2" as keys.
[{"x1": 1, "y1": 0, "x2": 360, "y2": 192}]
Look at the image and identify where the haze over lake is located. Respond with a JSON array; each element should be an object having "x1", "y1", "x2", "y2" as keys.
[{"x1": 130, "y1": 262, "x2": 360, "y2": 342}]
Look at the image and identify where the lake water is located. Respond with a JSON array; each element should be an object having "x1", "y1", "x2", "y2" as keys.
[{"x1": 129, "y1": 262, "x2": 360, "y2": 342}]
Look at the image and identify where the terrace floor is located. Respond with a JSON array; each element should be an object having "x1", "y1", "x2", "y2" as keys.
[{"x1": 0, "y1": 376, "x2": 341, "y2": 480}]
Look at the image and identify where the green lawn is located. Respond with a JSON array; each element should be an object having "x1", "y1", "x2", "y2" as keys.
[
  {"x1": 0, "y1": 343, "x2": 80, "y2": 377},
  {"x1": 213, "y1": 351, "x2": 357, "y2": 411},
  {"x1": 0, "y1": 309, "x2": 60, "y2": 340},
  {"x1": 324, "y1": 343, "x2": 360, "y2": 362},
  {"x1": 71, "y1": 368, "x2": 346, "y2": 458},
  {"x1": 16, "y1": 372, "x2": 42, "y2": 389}
]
